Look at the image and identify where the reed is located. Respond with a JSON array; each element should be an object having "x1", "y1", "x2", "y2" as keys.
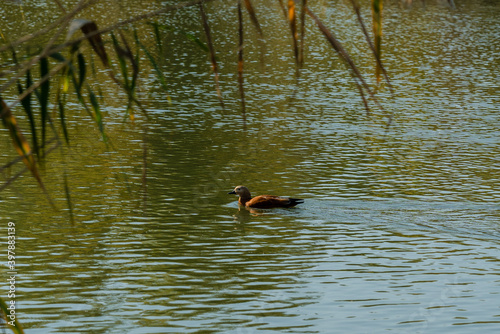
[
  {"x1": 2, "y1": 0, "x2": 454, "y2": 214},
  {"x1": 0, "y1": 297, "x2": 24, "y2": 334}
]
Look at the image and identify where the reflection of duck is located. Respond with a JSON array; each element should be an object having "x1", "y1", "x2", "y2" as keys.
[{"x1": 228, "y1": 186, "x2": 304, "y2": 209}]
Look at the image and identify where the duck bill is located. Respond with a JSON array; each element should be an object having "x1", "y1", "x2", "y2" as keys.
[{"x1": 228, "y1": 190, "x2": 236, "y2": 194}]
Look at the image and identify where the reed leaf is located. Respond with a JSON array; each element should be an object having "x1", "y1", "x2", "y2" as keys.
[
  {"x1": 67, "y1": 18, "x2": 110, "y2": 68},
  {"x1": 237, "y1": 0, "x2": 246, "y2": 112},
  {"x1": 76, "y1": 52, "x2": 86, "y2": 94},
  {"x1": 0, "y1": 297, "x2": 24, "y2": 334},
  {"x1": 243, "y1": 0, "x2": 263, "y2": 36},
  {"x1": 146, "y1": 22, "x2": 210, "y2": 53},
  {"x1": 134, "y1": 30, "x2": 169, "y2": 93},
  {"x1": 123, "y1": 33, "x2": 139, "y2": 93},
  {"x1": 48, "y1": 51, "x2": 66, "y2": 63},
  {"x1": 120, "y1": 31, "x2": 139, "y2": 119},
  {"x1": 87, "y1": 87, "x2": 106, "y2": 142},
  {"x1": 150, "y1": 22, "x2": 163, "y2": 53},
  {"x1": 132, "y1": 39, "x2": 141, "y2": 114},
  {"x1": 112, "y1": 31, "x2": 140, "y2": 120},
  {"x1": 39, "y1": 57, "x2": 50, "y2": 148},
  {"x1": 298, "y1": 0, "x2": 307, "y2": 67},
  {"x1": 17, "y1": 69, "x2": 39, "y2": 157},
  {"x1": 67, "y1": 59, "x2": 84, "y2": 104},
  {"x1": 58, "y1": 99, "x2": 69, "y2": 144},
  {"x1": 350, "y1": 0, "x2": 392, "y2": 93},
  {"x1": 180, "y1": 32, "x2": 210, "y2": 53},
  {"x1": 46, "y1": 52, "x2": 71, "y2": 144},
  {"x1": 372, "y1": 0, "x2": 383, "y2": 84},
  {"x1": 287, "y1": 0, "x2": 299, "y2": 65},
  {"x1": 199, "y1": 3, "x2": 224, "y2": 109},
  {"x1": 111, "y1": 32, "x2": 130, "y2": 89},
  {"x1": 0, "y1": 96, "x2": 44, "y2": 189},
  {"x1": 277, "y1": 0, "x2": 288, "y2": 19},
  {"x1": 63, "y1": 171, "x2": 74, "y2": 224},
  {"x1": 306, "y1": 8, "x2": 382, "y2": 115}
]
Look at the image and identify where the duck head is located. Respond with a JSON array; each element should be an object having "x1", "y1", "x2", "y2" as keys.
[{"x1": 228, "y1": 185, "x2": 252, "y2": 198}]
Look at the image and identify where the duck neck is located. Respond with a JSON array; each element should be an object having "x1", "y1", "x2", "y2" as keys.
[{"x1": 239, "y1": 193, "x2": 252, "y2": 206}]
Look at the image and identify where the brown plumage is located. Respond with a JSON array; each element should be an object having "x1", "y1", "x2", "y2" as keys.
[{"x1": 228, "y1": 185, "x2": 304, "y2": 208}]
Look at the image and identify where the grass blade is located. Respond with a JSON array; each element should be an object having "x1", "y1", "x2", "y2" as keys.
[{"x1": 199, "y1": 3, "x2": 224, "y2": 109}]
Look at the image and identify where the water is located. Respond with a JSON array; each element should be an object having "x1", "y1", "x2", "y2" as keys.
[{"x1": 1, "y1": 0, "x2": 500, "y2": 333}]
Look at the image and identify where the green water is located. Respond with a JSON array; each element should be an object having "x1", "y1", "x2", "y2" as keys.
[{"x1": 1, "y1": 0, "x2": 499, "y2": 333}]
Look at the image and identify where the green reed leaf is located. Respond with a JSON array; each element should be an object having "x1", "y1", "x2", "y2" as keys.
[
  {"x1": 237, "y1": 0, "x2": 246, "y2": 113},
  {"x1": 63, "y1": 171, "x2": 74, "y2": 224},
  {"x1": 39, "y1": 57, "x2": 50, "y2": 148},
  {"x1": 372, "y1": 0, "x2": 383, "y2": 84},
  {"x1": 134, "y1": 30, "x2": 169, "y2": 92},
  {"x1": 111, "y1": 32, "x2": 130, "y2": 89},
  {"x1": 17, "y1": 69, "x2": 39, "y2": 157},
  {"x1": 76, "y1": 52, "x2": 86, "y2": 94},
  {"x1": 147, "y1": 22, "x2": 209, "y2": 53},
  {"x1": 58, "y1": 99, "x2": 69, "y2": 144},
  {"x1": 87, "y1": 87, "x2": 106, "y2": 141},
  {"x1": 0, "y1": 96, "x2": 44, "y2": 190},
  {"x1": 0, "y1": 297, "x2": 24, "y2": 334}
]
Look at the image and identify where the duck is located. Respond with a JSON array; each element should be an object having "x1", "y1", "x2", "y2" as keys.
[{"x1": 228, "y1": 185, "x2": 304, "y2": 209}]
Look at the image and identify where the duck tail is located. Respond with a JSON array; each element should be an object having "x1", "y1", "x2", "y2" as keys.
[{"x1": 288, "y1": 198, "x2": 304, "y2": 206}]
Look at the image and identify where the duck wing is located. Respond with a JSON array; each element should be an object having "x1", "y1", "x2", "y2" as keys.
[{"x1": 246, "y1": 195, "x2": 304, "y2": 208}]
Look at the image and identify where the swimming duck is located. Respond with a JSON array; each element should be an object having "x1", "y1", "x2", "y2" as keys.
[{"x1": 228, "y1": 185, "x2": 304, "y2": 208}]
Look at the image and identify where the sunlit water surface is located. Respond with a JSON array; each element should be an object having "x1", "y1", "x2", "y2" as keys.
[{"x1": 1, "y1": 1, "x2": 500, "y2": 333}]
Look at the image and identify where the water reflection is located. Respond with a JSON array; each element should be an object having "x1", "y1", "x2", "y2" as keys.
[{"x1": 1, "y1": 0, "x2": 500, "y2": 333}]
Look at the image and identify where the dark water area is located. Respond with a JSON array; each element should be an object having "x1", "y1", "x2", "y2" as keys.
[{"x1": 1, "y1": 0, "x2": 499, "y2": 333}]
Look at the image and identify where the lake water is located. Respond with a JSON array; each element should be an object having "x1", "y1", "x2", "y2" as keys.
[{"x1": 1, "y1": 0, "x2": 499, "y2": 333}]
